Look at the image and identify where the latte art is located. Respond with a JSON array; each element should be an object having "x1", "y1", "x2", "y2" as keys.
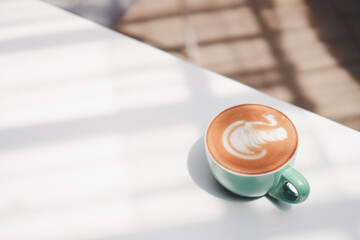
[
  {"x1": 222, "y1": 114, "x2": 288, "y2": 160},
  {"x1": 206, "y1": 104, "x2": 298, "y2": 174}
]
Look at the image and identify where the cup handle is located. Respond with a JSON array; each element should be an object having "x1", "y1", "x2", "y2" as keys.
[{"x1": 268, "y1": 167, "x2": 310, "y2": 204}]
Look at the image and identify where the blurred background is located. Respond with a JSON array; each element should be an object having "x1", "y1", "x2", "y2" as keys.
[{"x1": 43, "y1": 0, "x2": 360, "y2": 131}]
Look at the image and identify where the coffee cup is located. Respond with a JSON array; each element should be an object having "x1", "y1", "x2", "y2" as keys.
[{"x1": 205, "y1": 104, "x2": 310, "y2": 204}]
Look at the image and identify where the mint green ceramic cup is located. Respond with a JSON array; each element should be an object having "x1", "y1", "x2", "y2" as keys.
[{"x1": 205, "y1": 106, "x2": 310, "y2": 204}]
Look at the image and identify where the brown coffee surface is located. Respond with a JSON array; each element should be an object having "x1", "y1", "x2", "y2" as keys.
[{"x1": 206, "y1": 104, "x2": 298, "y2": 174}]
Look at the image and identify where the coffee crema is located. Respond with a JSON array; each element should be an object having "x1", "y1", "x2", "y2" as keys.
[{"x1": 206, "y1": 104, "x2": 298, "y2": 175}]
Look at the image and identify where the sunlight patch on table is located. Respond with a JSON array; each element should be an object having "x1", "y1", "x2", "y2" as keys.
[
  {"x1": 113, "y1": 74, "x2": 191, "y2": 111},
  {"x1": 0, "y1": 79, "x2": 118, "y2": 129},
  {"x1": 334, "y1": 165, "x2": 360, "y2": 198},
  {"x1": 131, "y1": 188, "x2": 224, "y2": 233},
  {"x1": 0, "y1": 134, "x2": 129, "y2": 209},
  {"x1": 0, "y1": 0, "x2": 67, "y2": 29},
  {"x1": 0, "y1": 17, "x2": 94, "y2": 42},
  {"x1": 207, "y1": 72, "x2": 262, "y2": 98},
  {"x1": 269, "y1": 228, "x2": 352, "y2": 240},
  {"x1": 295, "y1": 130, "x2": 326, "y2": 171},
  {"x1": 0, "y1": 52, "x2": 191, "y2": 130},
  {"x1": 0, "y1": 123, "x2": 213, "y2": 240},
  {"x1": 304, "y1": 166, "x2": 360, "y2": 207},
  {"x1": 122, "y1": 124, "x2": 200, "y2": 194},
  {"x1": 0, "y1": 134, "x2": 124, "y2": 180},
  {"x1": 0, "y1": 43, "x2": 118, "y2": 88},
  {"x1": 122, "y1": 124, "x2": 199, "y2": 159},
  {"x1": 318, "y1": 126, "x2": 360, "y2": 165},
  {"x1": 0, "y1": 187, "x2": 224, "y2": 240}
]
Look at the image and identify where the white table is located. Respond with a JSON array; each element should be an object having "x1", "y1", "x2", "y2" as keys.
[{"x1": 1, "y1": 1, "x2": 359, "y2": 239}]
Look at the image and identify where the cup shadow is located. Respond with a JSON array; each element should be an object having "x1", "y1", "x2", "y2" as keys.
[
  {"x1": 187, "y1": 136, "x2": 259, "y2": 202},
  {"x1": 266, "y1": 195, "x2": 292, "y2": 211},
  {"x1": 187, "y1": 136, "x2": 292, "y2": 210}
]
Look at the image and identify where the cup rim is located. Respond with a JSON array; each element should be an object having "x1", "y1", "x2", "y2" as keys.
[{"x1": 205, "y1": 104, "x2": 298, "y2": 176}]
